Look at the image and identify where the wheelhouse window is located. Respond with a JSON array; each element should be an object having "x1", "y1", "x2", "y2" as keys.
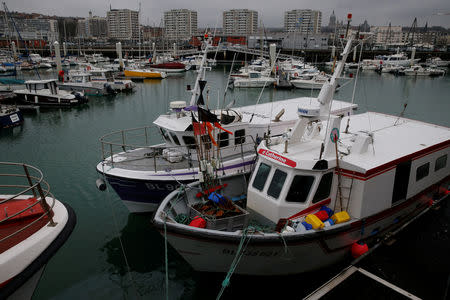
[
  {"x1": 218, "y1": 132, "x2": 229, "y2": 147},
  {"x1": 235, "y1": 129, "x2": 245, "y2": 144},
  {"x1": 169, "y1": 132, "x2": 180, "y2": 145},
  {"x1": 267, "y1": 169, "x2": 287, "y2": 199},
  {"x1": 252, "y1": 163, "x2": 271, "y2": 191},
  {"x1": 312, "y1": 172, "x2": 333, "y2": 203},
  {"x1": 435, "y1": 155, "x2": 447, "y2": 171},
  {"x1": 416, "y1": 162, "x2": 430, "y2": 181},
  {"x1": 285, "y1": 175, "x2": 314, "y2": 203},
  {"x1": 160, "y1": 128, "x2": 171, "y2": 143},
  {"x1": 182, "y1": 136, "x2": 196, "y2": 149}
]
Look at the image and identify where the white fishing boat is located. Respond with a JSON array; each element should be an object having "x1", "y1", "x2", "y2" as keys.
[
  {"x1": 96, "y1": 37, "x2": 357, "y2": 213},
  {"x1": 153, "y1": 33, "x2": 450, "y2": 277},
  {"x1": 13, "y1": 79, "x2": 88, "y2": 107},
  {"x1": 232, "y1": 71, "x2": 276, "y2": 88},
  {"x1": 291, "y1": 73, "x2": 329, "y2": 90},
  {"x1": 58, "y1": 71, "x2": 116, "y2": 96},
  {"x1": 0, "y1": 162, "x2": 76, "y2": 299}
]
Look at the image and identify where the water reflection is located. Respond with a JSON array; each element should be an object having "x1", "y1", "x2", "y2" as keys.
[{"x1": 101, "y1": 213, "x2": 196, "y2": 298}]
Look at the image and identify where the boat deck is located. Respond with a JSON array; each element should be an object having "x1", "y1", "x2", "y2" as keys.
[{"x1": 101, "y1": 147, "x2": 254, "y2": 173}]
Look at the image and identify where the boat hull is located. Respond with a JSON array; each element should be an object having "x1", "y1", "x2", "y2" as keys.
[
  {"x1": 0, "y1": 199, "x2": 76, "y2": 299},
  {"x1": 156, "y1": 185, "x2": 447, "y2": 275},
  {"x1": 124, "y1": 70, "x2": 165, "y2": 79},
  {"x1": 97, "y1": 156, "x2": 255, "y2": 213},
  {"x1": 14, "y1": 93, "x2": 88, "y2": 107},
  {"x1": 0, "y1": 109, "x2": 24, "y2": 129}
]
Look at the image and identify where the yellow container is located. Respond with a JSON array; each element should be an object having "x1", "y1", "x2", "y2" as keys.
[
  {"x1": 331, "y1": 211, "x2": 351, "y2": 224},
  {"x1": 305, "y1": 214, "x2": 324, "y2": 229}
]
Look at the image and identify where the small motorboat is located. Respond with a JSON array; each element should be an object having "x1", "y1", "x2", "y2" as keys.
[{"x1": 14, "y1": 79, "x2": 88, "y2": 107}]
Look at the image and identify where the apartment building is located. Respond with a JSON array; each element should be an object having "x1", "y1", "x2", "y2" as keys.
[
  {"x1": 164, "y1": 9, "x2": 197, "y2": 40},
  {"x1": 284, "y1": 9, "x2": 322, "y2": 34},
  {"x1": 107, "y1": 8, "x2": 139, "y2": 41},
  {"x1": 223, "y1": 9, "x2": 258, "y2": 35}
]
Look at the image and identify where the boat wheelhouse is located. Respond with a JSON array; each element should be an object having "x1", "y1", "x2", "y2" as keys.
[{"x1": 14, "y1": 79, "x2": 88, "y2": 107}]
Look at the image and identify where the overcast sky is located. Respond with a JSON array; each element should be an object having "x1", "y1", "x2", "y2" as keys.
[{"x1": 6, "y1": 0, "x2": 450, "y2": 28}]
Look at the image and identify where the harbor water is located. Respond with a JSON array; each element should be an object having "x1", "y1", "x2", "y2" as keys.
[{"x1": 1, "y1": 67, "x2": 449, "y2": 299}]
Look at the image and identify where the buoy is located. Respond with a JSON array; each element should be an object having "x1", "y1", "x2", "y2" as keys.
[
  {"x1": 351, "y1": 241, "x2": 369, "y2": 258},
  {"x1": 189, "y1": 216, "x2": 206, "y2": 228},
  {"x1": 96, "y1": 178, "x2": 106, "y2": 191}
]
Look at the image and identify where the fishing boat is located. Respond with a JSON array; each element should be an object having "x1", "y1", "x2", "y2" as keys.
[
  {"x1": 96, "y1": 37, "x2": 357, "y2": 213},
  {"x1": 58, "y1": 71, "x2": 116, "y2": 96},
  {"x1": 123, "y1": 68, "x2": 167, "y2": 79},
  {"x1": 0, "y1": 104, "x2": 23, "y2": 128},
  {"x1": 13, "y1": 79, "x2": 88, "y2": 107},
  {"x1": 0, "y1": 162, "x2": 76, "y2": 299},
  {"x1": 232, "y1": 71, "x2": 276, "y2": 88},
  {"x1": 376, "y1": 53, "x2": 420, "y2": 67},
  {"x1": 153, "y1": 33, "x2": 450, "y2": 276}
]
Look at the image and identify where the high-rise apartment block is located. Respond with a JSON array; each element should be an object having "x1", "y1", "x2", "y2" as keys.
[
  {"x1": 107, "y1": 8, "x2": 139, "y2": 41},
  {"x1": 164, "y1": 9, "x2": 197, "y2": 40},
  {"x1": 223, "y1": 9, "x2": 258, "y2": 35},
  {"x1": 284, "y1": 9, "x2": 322, "y2": 34}
]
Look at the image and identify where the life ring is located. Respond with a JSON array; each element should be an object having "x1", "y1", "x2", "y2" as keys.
[{"x1": 294, "y1": 72, "x2": 298, "y2": 77}]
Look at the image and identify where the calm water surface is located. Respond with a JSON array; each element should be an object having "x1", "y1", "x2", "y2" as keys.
[{"x1": 1, "y1": 67, "x2": 449, "y2": 299}]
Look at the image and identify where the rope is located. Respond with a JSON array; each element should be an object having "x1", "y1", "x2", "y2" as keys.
[
  {"x1": 216, "y1": 227, "x2": 253, "y2": 300},
  {"x1": 100, "y1": 163, "x2": 139, "y2": 299},
  {"x1": 164, "y1": 219, "x2": 169, "y2": 300}
]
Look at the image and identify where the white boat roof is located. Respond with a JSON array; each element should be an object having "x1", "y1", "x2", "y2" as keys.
[
  {"x1": 153, "y1": 97, "x2": 357, "y2": 132},
  {"x1": 268, "y1": 112, "x2": 450, "y2": 174},
  {"x1": 25, "y1": 79, "x2": 57, "y2": 84}
]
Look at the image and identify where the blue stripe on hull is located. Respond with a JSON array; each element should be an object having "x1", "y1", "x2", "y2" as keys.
[{"x1": 104, "y1": 174, "x2": 195, "y2": 205}]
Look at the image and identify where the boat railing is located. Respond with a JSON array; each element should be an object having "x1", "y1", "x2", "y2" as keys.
[
  {"x1": 99, "y1": 125, "x2": 258, "y2": 172},
  {"x1": 0, "y1": 162, "x2": 56, "y2": 243}
]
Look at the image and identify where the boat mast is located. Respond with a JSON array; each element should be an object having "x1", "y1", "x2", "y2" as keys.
[{"x1": 189, "y1": 34, "x2": 211, "y2": 106}]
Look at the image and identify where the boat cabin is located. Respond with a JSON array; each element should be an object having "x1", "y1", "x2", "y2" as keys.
[
  {"x1": 247, "y1": 112, "x2": 450, "y2": 225},
  {"x1": 25, "y1": 79, "x2": 59, "y2": 95}
]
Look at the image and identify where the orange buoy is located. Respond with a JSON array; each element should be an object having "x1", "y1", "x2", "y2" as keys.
[{"x1": 351, "y1": 241, "x2": 368, "y2": 258}]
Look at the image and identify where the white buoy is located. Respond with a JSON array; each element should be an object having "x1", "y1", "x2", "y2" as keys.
[
  {"x1": 353, "y1": 46, "x2": 357, "y2": 62},
  {"x1": 116, "y1": 42, "x2": 123, "y2": 71},
  {"x1": 410, "y1": 47, "x2": 416, "y2": 66},
  {"x1": 269, "y1": 43, "x2": 276, "y2": 73},
  {"x1": 331, "y1": 45, "x2": 336, "y2": 60},
  {"x1": 63, "y1": 42, "x2": 67, "y2": 57},
  {"x1": 11, "y1": 41, "x2": 17, "y2": 60},
  {"x1": 96, "y1": 178, "x2": 106, "y2": 191},
  {"x1": 54, "y1": 41, "x2": 62, "y2": 73}
]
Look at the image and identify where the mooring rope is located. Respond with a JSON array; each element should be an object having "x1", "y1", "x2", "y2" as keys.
[{"x1": 216, "y1": 227, "x2": 253, "y2": 300}]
